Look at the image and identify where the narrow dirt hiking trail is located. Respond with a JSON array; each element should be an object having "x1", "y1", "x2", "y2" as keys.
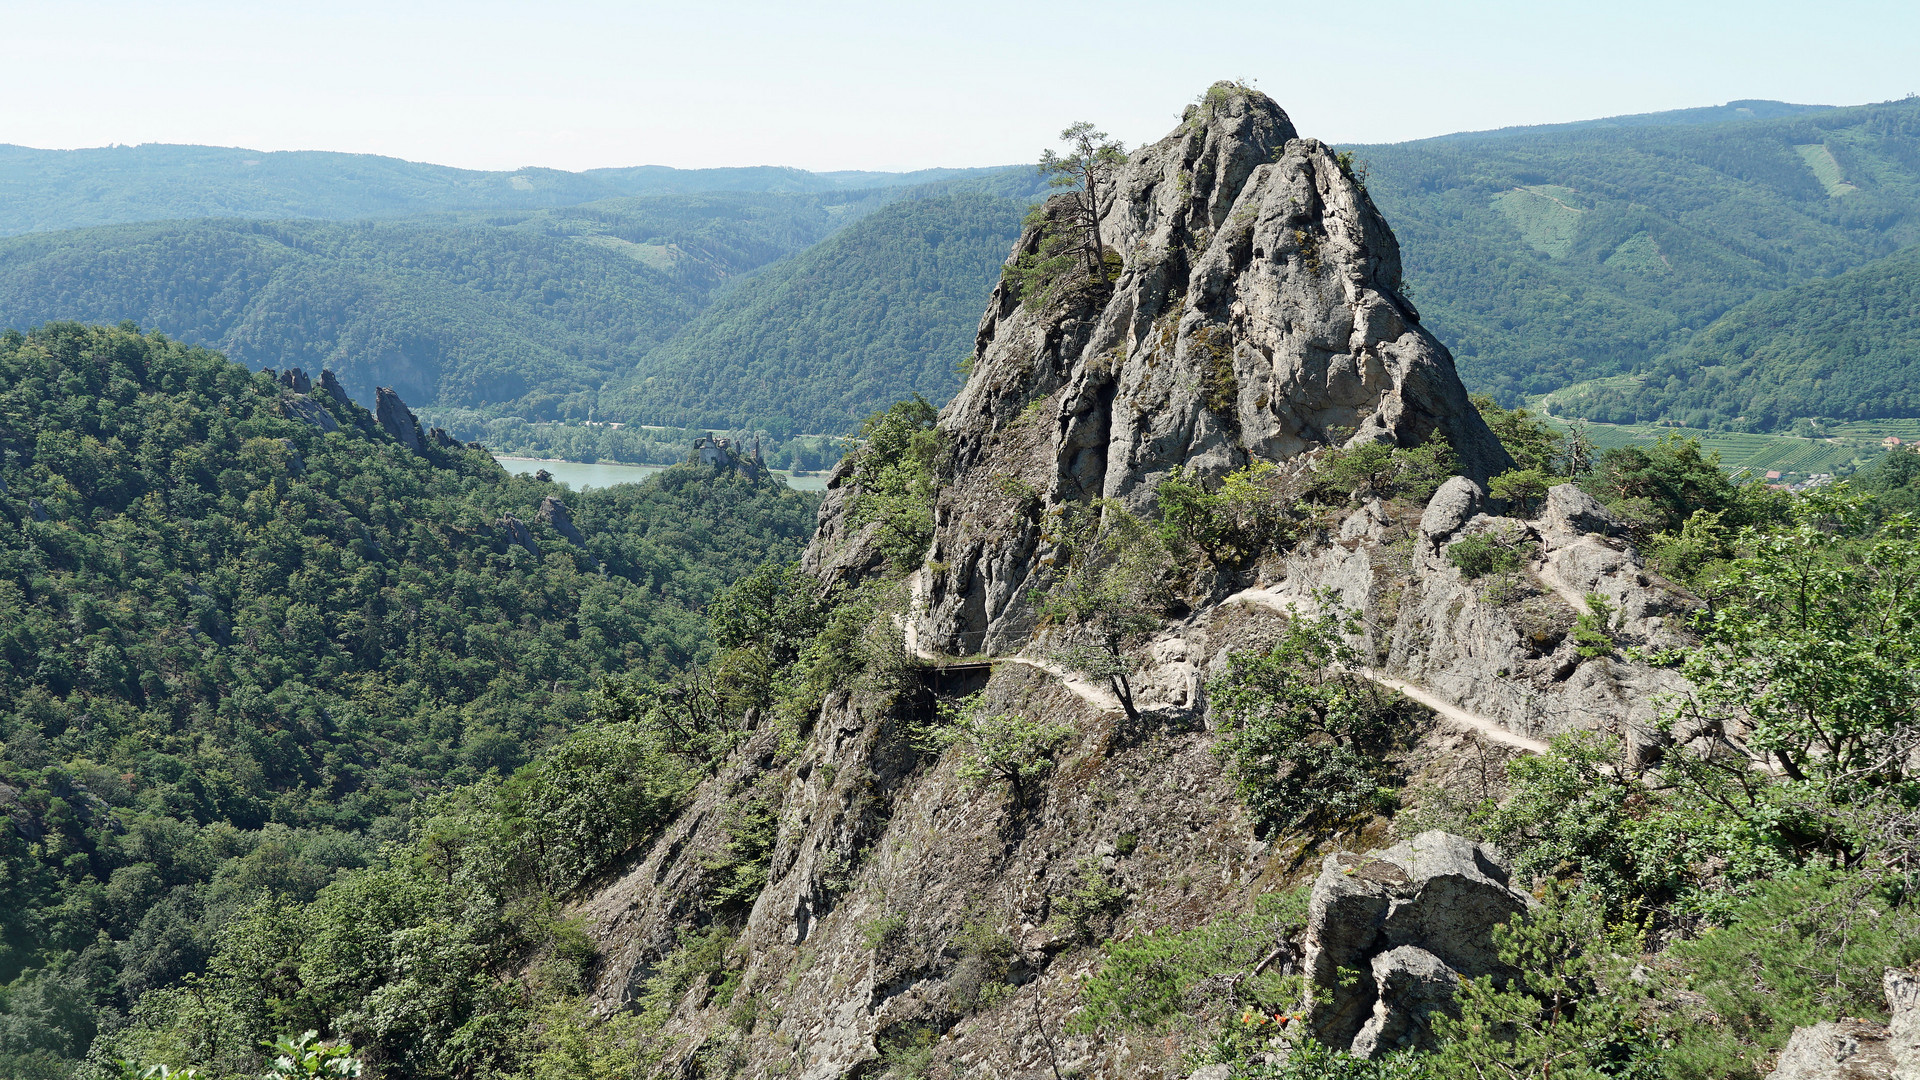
[
  {"x1": 907, "y1": 586, "x2": 1548, "y2": 755},
  {"x1": 1223, "y1": 586, "x2": 1550, "y2": 753}
]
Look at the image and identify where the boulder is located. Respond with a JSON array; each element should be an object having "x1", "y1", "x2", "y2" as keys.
[
  {"x1": 1891, "y1": 968, "x2": 1920, "y2": 1080},
  {"x1": 1303, "y1": 831, "x2": 1531, "y2": 1054},
  {"x1": 1420, "y1": 476, "x2": 1486, "y2": 547},
  {"x1": 1767, "y1": 1022, "x2": 1899, "y2": 1080},
  {"x1": 1350, "y1": 946, "x2": 1461, "y2": 1059},
  {"x1": 498, "y1": 515, "x2": 539, "y2": 558},
  {"x1": 1540, "y1": 483, "x2": 1627, "y2": 539}
]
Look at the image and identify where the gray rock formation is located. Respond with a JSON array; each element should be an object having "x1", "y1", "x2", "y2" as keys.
[
  {"x1": 537, "y1": 495, "x2": 586, "y2": 547},
  {"x1": 866, "y1": 84, "x2": 1508, "y2": 655},
  {"x1": 498, "y1": 515, "x2": 539, "y2": 558},
  {"x1": 429, "y1": 426, "x2": 458, "y2": 449},
  {"x1": 1418, "y1": 475, "x2": 1485, "y2": 549},
  {"x1": 283, "y1": 395, "x2": 339, "y2": 433},
  {"x1": 1303, "y1": 831, "x2": 1531, "y2": 1054},
  {"x1": 275, "y1": 367, "x2": 312, "y2": 394},
  {"x1": 375, "y1": 387, "x2": 424, "y2": 451},
  {"x1": 1765, "y1": 969, "x2": 1920, "y2": 1080},
  {"x1": 318, "y1": 369, "x2": 349, "y2": 400},
  {"x1": 1893, "y1": 968, "x2": 1920, "y2": 1080}
]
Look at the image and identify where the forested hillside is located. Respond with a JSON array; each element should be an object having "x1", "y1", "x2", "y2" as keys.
[
  {"x1": 600, "y1": 194, "x2": 1029, "y2": 432},
  {"x1": 1360, "y1": 97, "x2": 1920, "y2": 402},
  {"x1": 0, "y1": 323, "x2": 821, "y2": 1078},
  {"x1": 0, "y1": 193, "x2": 889, "y2": 417},
  {"x1": 1549, "y1": 245, "x2": 1920, "y2": 428},
  {"x1": 0, "y1": 141, "x2": 1010, "y2": 235}
]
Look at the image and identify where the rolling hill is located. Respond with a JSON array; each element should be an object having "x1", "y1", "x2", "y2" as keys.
[
  {"x1": 598, "y1": 193, "x2": 1032, "y2": 433},
  {"x1": 0, "y1": 191, "x2": 905, "y2": 417},
  {"x1": 1357, "y1": 96, "x2": 1920, "y2": 403},
  {"x1": 0, "y1": 141, "x2": 1012, "y2": 235},
  {"x1": 1545, "y1": 244, "x2": 1920, "y2": 429}
]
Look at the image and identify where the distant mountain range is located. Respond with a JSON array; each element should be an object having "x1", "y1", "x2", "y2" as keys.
[
  {"x1": 4, "y1": 97, "x2": 1920, "y2": 437},
  {"x1": 0, "y1": 142, "x2": 1015, "y2": 235}
]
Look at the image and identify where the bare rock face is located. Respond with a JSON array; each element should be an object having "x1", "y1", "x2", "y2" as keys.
[
  {"x1": 1765, "y1": 969, "x2": 1920, "y2": 1080},
  {"x1": 861, "y1": 84, "x2": 1507, "y2": 655},
  {"x1": 1304, "y1": 831, "x2": 1530, "y2": 1055},
  {"x1": 497, "y1": 515, "x2": 538, "y2": 558},
  {"x1": 537, "y1": 495, "x2": 586, "y2": 547},
  {"x1": 275, "y1": 367, "x2": 313, "y2": 394},
  {"x1": 375, "y1": 386, "x2": 424, "y2": 451}
]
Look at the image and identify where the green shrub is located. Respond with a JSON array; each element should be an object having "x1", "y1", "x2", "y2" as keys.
[
  {"x1": 917, "y1": 694, "x2": 1074, "y2": 802},
  {"x1": 1431, "y1": 884, "x2": 1657, "y2": 1080},
  {"x1": 1308, "y1": 435, "x2": 1459, "y2": 505},
  {"x1": 1073, "y1": 888, "x2": 1309, "y2": 1035},
  {"x1": 1665, "y1": 869, "x2": 1920, "y2": 1080},
  {"x1": 1571, "y1": 593, "x2": 1616, "y2": 659},
  {"x1": 847, "y1": 396, "x2": 943, "y2": 572},
  {"x1": 862, "y1": 915, "x2": 908, "y2": 953},
  {"x1": 1445, "y1": 533, "x2": 1531, "y2": 578},
  {"x1": 1155, "y1": 463, "x2": 1303, "y2": 567},
  {"x1": 1209, "y1": 608, "x2": 1415, "y2": 832},
  {"x1": 1050, "y1": 857, "x2": 1127, "y2": 942},
  {"x1": 1489, "y1": 467, "x2": 1553, "y2": 516}
]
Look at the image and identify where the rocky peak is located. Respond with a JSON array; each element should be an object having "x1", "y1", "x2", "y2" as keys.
[
  {"x1": 374, "y1": 386, "x2": 424, "y2": 452},
  {"x1": 838, "y1": 84, "x2": 1508, "y2": 653}
]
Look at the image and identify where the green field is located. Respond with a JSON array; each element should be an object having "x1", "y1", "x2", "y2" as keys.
[{"x1": 1536, "y1": 411, "x2": 1917, "y2": 478}]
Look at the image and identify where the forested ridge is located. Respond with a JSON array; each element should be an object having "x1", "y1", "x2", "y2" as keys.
[
  {"x1": 11, "y1": 100, "x2": 1920, "y2": 438},
  {"x1": 0, "y1": 323, "x2": 821, "y2": 1078},
  {"x1": 0, "y1": 141, "x2": 1012, "y2": 236},
  {"x1": 1550, "y1": 244, "x2": 1920, "y2": 429},
  {"x1": 1361, "y1": 96, "x2": 1920, "y2": 404},
  {"x1": 600, "y1": 194, "x2": 1029, "y2": 433},
  {"x1": 0, "y1": 192, "x2": 901, "y2": 419}
]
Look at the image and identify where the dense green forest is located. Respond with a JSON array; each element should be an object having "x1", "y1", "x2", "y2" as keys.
[
  {"x1": 1548, "y1": 245, "x2": 1920, "y2": 429},
  {"x1": 0, "y1": 323, "x2": 821, "y2": 1078},
  {"x1": 0, "y1": 142, "x2": 1011, "y2": 236},
  {"x1": 600, "y1": 194, "x2": 1027, "y2": 433},
  {"x1": 1361, "y1": 96, "x2": 1920, "y2": 402},
  {"x1": 0, "y1": 193, "x2": 911, "y2": 418}
]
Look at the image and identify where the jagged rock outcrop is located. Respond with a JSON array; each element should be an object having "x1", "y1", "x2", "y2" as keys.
[
  {"x1": 869, "y1": 85, "x2": 1508, "y2": 655},
  {"x1": 498, "y1": 515, "x2": 538, "y2": 558},
  {"x1": 537, "y1": 495, "x2": 586, "y2": 546},
  {"x1": 1765, "y1": 969, "x2": 1920, "y2": 1080},
  {"x1": 274, "y1": 366, "x2": 313, "y2": 393},
  {"x1": 1304, "y1": 832, "x2": 1531, "y2": 1055},
  {"x1": 375, "y1": 386, "x2": 424, "y2": 451},
  {"x1": 1250, "y1": 482, "x2": 1696, "y2": 739},
  {"x1": 318, "y1": 369, "x2": 349, "y2": 400}
]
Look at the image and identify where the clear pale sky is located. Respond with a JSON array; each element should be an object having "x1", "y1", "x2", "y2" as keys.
[{"x1": 5, "y1": 0, "x2": 1916, "y2": 173}]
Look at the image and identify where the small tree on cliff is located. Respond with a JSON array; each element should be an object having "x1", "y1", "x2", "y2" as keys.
[
  {"x1": 1034, "y1": 500, "x2": 1171, "y2": 722},
  {"x1": 1040, "y1": 122, "x2": 1129, "y2": 278}
]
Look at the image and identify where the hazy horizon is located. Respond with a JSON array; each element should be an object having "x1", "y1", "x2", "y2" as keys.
[{"x1": 6, "y1": 0, "x2": 1915, "y2": 174}]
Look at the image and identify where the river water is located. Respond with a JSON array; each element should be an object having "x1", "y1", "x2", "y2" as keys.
[{"x1": 493, "y1": 456, "x2": 829, "y2": 492}]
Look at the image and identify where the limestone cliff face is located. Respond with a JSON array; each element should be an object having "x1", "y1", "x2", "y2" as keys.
[{"x1": 824, "y1": 86, "x2": 1509, "y2": 652}]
